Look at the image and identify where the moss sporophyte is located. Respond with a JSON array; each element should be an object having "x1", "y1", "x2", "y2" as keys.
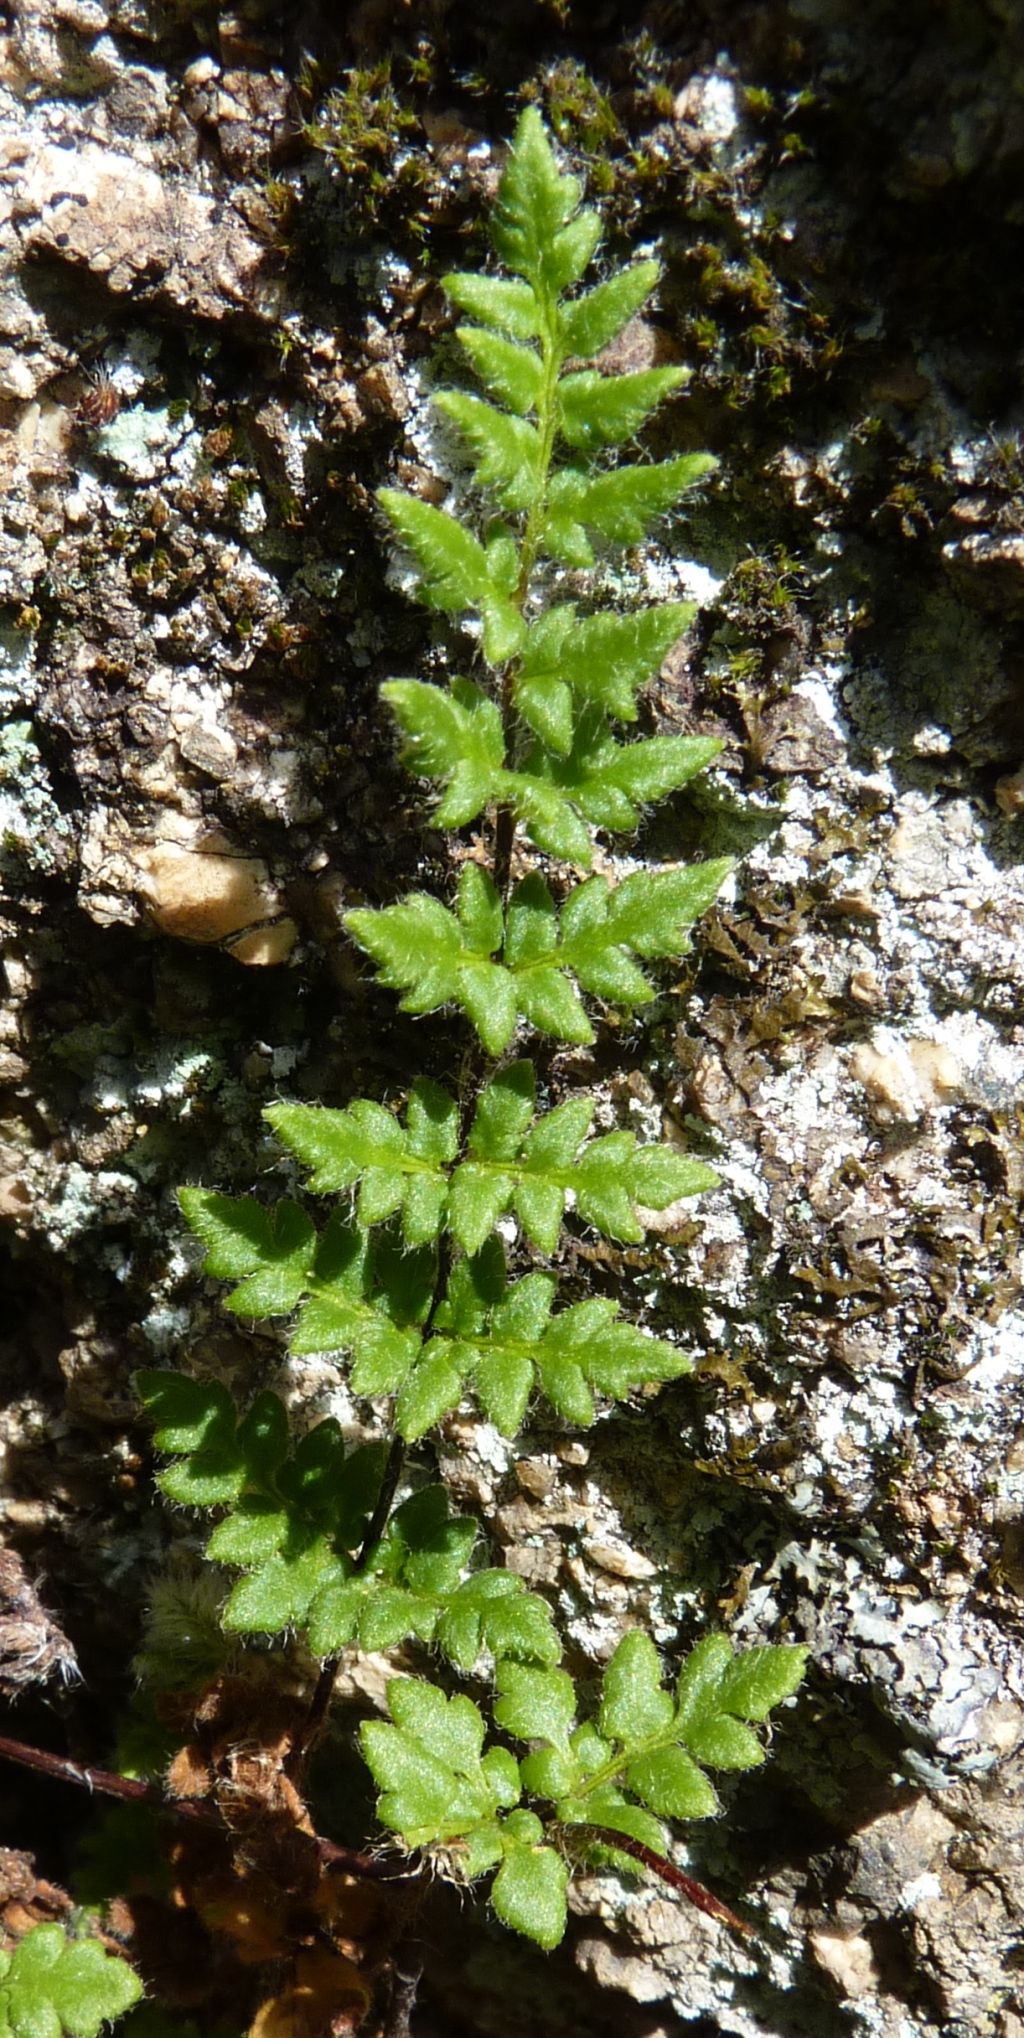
[{"x1": 0, "y1": 112, "x2": 806, "y2": 2033}]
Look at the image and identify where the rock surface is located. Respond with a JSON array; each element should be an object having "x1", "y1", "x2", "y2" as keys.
[{"x1": 0, "y1": 3, "x2": 1022, "y2": 2037}]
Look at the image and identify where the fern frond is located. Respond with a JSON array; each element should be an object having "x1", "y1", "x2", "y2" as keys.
[
  {"x1": 267, "y1": 1063, "x2": 716, "y2": 1257},
  {"x1": 362, "y1": 1632, "x2": 806, "y2": 1948},
  {"x1": 544, "y1": 453, "x2": 718, "y2": 562},
  {"x1": 137, "y1": 1372, "x2": 558, "y2": 1666},
  {"x1": 154, "y1": 104, "x2": 808, "y2": 1993},
  {"x1": 515, "y1": 603, "x2": 696, "y2": 730},
  {"x1": 345, "y1": 860, "x2": 732, "y2": 1054}
]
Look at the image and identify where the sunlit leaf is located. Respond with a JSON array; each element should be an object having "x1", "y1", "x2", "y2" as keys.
[
  {"x1": 0, "y1": 1926, "x2": 142, "y2": 2038},
  {"x1": 558, "y1": 260, "x2": 661, "y2": 356}
]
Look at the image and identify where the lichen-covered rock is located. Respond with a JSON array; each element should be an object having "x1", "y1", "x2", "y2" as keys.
[
  {"x1": 0, "y1": 3, "x2": 1022, "y2": 2036},
  {"x1": 5, "y1": 137, "x2": 282, "y2": 323}
]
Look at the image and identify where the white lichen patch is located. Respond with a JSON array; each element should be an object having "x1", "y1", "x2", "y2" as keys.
[
  {"x1": 0, "y1": 622, "x2": 37, "y2": 715},
  {"x1": 0, "y1": 717, "x2": 74, "y2": 873},
  {"x1": 94, "y1": 402, "x2": 194, "y2": 480},
  {"x1": 133, "y1": 1048, "x2": 223, "y2": 1114},
  {"x1": 674, "y1": 71, "x2": 741, "y2": 145},
  {"x1": 137, "y1": 1303, "x2": 193, "y2": 1355},
  {"x1": 42, "y1": 1163, "x2": 138, "y2": 1249}
]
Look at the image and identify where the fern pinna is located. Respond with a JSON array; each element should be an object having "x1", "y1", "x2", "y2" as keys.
[{"x1": 138, "y1": 109, "x2": 806, "y2": 1964}]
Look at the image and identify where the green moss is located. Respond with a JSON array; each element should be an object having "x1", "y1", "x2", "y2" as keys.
[
  {"x1": 530, "y1": 59, "x2": 621, "y2": 159},
  {"x1": 305, "y1": 60, "x2": 435, "y2": 242}
]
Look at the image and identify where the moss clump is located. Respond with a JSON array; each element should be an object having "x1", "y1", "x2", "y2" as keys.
[
  {"x1": 526, "y1": 59, "x2": 621, "y2": 179},
  {"x1": 305, "y1": 60, "x2": 437, "y2": 244}
]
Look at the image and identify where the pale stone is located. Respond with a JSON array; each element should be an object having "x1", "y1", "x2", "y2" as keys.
[
  {"x1": 887, "y1": 800, "x2": 980, "y2": 898},
  {"x1": 177, "y1": 718, "x2": 238, "y2": 779},
  {"x1": 848, "y1": 964, "x2": 885, "y2": 1007},
  {"x1": 133, "y1": 842, "x2": 277, "y2": 944},
  {"x1": 810, "y1": 1930, "x2": 879, "y2": 1997},
  {"x1": 850, "y1": 1033, "x2": 961, "y2": 1123},
  {"x1": 514, "y1": 1456, "x2": 558, "y2": 1499},
  {"x1": 906, "y1": 1037, "x2": 961, "y2": 1103},
  {"x1": 584, "y1": 1540, "x2": 659, "y2": 1581},
  {"x1": 503, "y1": 1544, "x2": 562, "y2": 1587},
  {"x1": 224, "y1": 919, "x2": 297, "y2": 966},
  {"x1": 995, "y1": 765, "x2": 1024, "y2": 816}
]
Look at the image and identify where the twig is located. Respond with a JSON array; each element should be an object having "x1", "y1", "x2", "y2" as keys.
[
  {"x1": 0, "y1": 1734, "x2": 203, "y2": 1817},
  {"x1": 492, "y1": 803, "x2": 515, "y2": 903},
  {"x1": 0, "y1": 1732, "x2": 414, "y2": 1885},
  {"x1": 564, "y1": 1824, "x2": 755, "y2": 1939},
  {"x1": 290, "y1": 1435, "x2": 409, "y2": 1779},
  {"x1": 381, "y1": 1942, "x2": 422, "y2": 2038},
  {"x1": 355, "y1": 1434, "x2": 407, "y2": 1574}
]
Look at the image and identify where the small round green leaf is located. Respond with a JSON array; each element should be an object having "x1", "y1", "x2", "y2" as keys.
[
  {"x1": 491, "y1": 1843, "x2": 568, "y2": 1950},
  {"x1": 599, "y1": 1631, "x2": 675, "y2": 1742},
  {"x1": 625, "y1": 1745, "x2": 719, "y2": 1819},
  {"x1": 494, "y1": 1663, "x2": 577, "y2": 1747}
]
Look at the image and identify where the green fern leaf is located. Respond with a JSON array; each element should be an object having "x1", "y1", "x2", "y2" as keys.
[
  {"x1": 508, "y1": 780, "x2": 595, "y2": 864},
  {"x1": 337, "y1": 1744, "x2": 563, "y2": 1945},
  {"x1": 513, "y1": 675, "x2": 575, "y2": 755},
  {"x1": 546, "y1": 454, "x2": 717, "y2": 559},
  {"x1": 140, "y1": 1371, "x2": 557, "y2": 1666},
  {"x1": 205, "y1": 1228, "x2": 684, "y2": 1442},
  {"x1": 454, "y1": 325, "x2": 544, "y2": 414},
  {"x1": 392, "y1": 1240, "x2": 690, "y2": 1438},
  {"x1": 516, "y1": 862, "x2": 733, "y2": 1010},
  {"x1": 493, "y1": 1662, "x2": 577, "y2": 1748},
  {"x1": 484, "y1": 519, "x2": 520, "y2": 591},
  {"x1": 342, "y1": 886, "x2": 523, "y2": 1053},
  {"x1": 442, "y1": 271, "x2": 541, "y2": 341},
  {"x1": 363, "y1": 1687, "x2": 497, "y2": 1839},
  {"x1": 469, "y1": 1579, "x2": 562, "y2": 1668},
  {"x1": 502, "y1": 876, "x2": 593, "y2": 1040},
  {"x1": 558, "y1": 259, "x2": 661, "y2": 356},
  {"x1": 500, "y1": 1631, "x2": 807, "y2": 1846},
  {"x1": 559, "y1": 862, "x2": 733, "y2": 990},
  {"x1": 347, "y1": 855, "x2": 729, "y2": 1057},
  {"x1": 462, "y1": 1064, "x2": 715, "y2": 1252},
  {"x1": 136, "y1": 1367, "x2": 237, "y2": 1458},
  {"x1": 136, "y1": 1369, "x2": 246, "y2": 1505},
  {"x1": 345, "y1": 867, "x2": 517, "y2": 1056},
  {"x1": 540, "y1": 509, "x2": 597, "y2": 569},
  {"x1": 526, "y1": 711, "x2": 723, "y2": 833},
  {"x1": 491, "y1": 107, "x2": 600, "y2": 296},
  {"x1": 567, "y1": 1796, "x2": 668, "y2": 1856},
  {"x1": 139, "y1": 1368, "x2": 383, "y2": 1532},
  {"x1": 714, "y1": 1640, "x2": 811, "y2": 1720},
  {"x1": 382, "y1": 677, "x2": 505, "y2": 827},
  {"x1": 292, "y1": 1224, "x2": 435, "y2": 1392},
  {"x1": 623, "y1": 1745, "x2": 719, "y2": 1820},
  {"x1": 0, "y1": 1925, "x2": 142, "y2": 2038},
  {"x1": 223, "y1": 1539, "x2": 341, "y2": 1634},
  {"x1": 177, "y1": 1189, "x2": 316, "y2": 1316},
  {"x1": 382, "y1": 676, "x2": 594, "y2": 861},
  {"x1": 490, "y1": 1832, "x2": 569, "y2": 1950},
  {"x1": 267, "y1": 1079, "x2": 458, "y2": 1245},
  {"x1": 599, "y1": 1630, "x2": 676, "y2": 1739},
  {"x1": 378, "y1": 489, "x2": 524, "y2": 662},
  {"x1": 435, "y1": 392, "x2": 543, "y2": 511},
  {"x1": 558, "y1": 366, "x2": 689, "y2": 451},
  {"x1": 516, "y1": 603, "x2": 694, "y2": 727}
]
